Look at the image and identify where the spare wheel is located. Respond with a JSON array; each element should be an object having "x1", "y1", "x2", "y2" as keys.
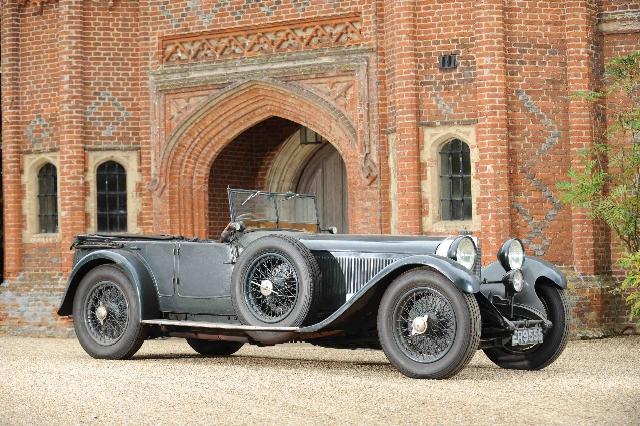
[{"x1": 231, "y1": 235, "x2": 320, "y2": 344}]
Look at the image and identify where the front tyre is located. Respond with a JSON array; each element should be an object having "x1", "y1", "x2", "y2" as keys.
[
  {"x1": 377, "y1": 268, "x2": 481, "y2": 379},
  {"x1": 72, "y1": 265, "x2": 148, "y2": 359},
  {"x1": 186, "y1": 339, "x2": 244, "y2": 357},
  {"x1": 483, "y1": 284, "x2": 570, "y2": 370}
]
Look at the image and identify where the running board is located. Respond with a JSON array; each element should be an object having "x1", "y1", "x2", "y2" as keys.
[{"x1": 141, "y1": 319, "x2": 299, "y2": 332}]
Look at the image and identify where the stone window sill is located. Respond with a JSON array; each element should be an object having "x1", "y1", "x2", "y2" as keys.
[
  {"x1": 426, "y1": 220, "x2": 478, "y2": 234},
  {"x1": 26, "y1": 233, "x2": 61, "y2": 244}
]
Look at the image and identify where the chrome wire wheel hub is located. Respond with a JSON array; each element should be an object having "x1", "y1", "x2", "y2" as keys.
[
  {"x1": 411, "y1": 314, "x2": 429, "y2": 335},
  {"x1": 260, "y1": 279, "x2": 274, "y2": 297},
  {"x1": 393, "y1": 287, "x2": 457, "y2": 363},
  {"x1": 95, "y1": 304, "x2": 108, "y2": 324},
  {"x1": 85, "y1": 281, "x2": 129, "y2": 346},
  {"x1": 245, "y1": 253, "x2": 299, "y2": 323}
]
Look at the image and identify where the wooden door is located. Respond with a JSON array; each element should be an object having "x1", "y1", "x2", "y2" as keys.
[{"x1": 297, "y1": 144, "x2": 348, "y2": 233}]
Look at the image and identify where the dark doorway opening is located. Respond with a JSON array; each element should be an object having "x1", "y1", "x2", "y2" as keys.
[{"x1": 207, "y1": 117, "x2": 349, "y2": 239}]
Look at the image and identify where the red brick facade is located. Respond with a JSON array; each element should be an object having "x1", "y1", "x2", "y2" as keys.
[{"x1": 1, "y1": 0, "x2": 639, "y2": 336}]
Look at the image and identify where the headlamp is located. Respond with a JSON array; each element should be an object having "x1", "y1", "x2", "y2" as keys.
[
  {"x1": 447, "y1": 236, "x2": 477, "y2": 269},
  {"x1": 498, "y1": 238, "x2": 525, "y2": 271},
  {"x1": 503, "y1": 268, "x2": 525, "y2": 293}
]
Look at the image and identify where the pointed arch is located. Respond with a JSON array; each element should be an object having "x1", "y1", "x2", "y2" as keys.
[{"x1": 155, "y1": 79, "x2": 379, "y2": 237}]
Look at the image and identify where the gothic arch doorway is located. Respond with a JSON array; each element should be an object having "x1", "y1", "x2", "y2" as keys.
[
  {"x1": 296, "y1": 144, "x2": 348, "y2": 233},
  {"x1": 158, "y1": 79, "x2": 379, "y2": 237}
]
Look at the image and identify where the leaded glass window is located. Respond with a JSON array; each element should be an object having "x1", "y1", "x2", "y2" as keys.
[
  {"x1": 37, "y1": 163, "x2": 58, "y2": 233},
  {"x1": 439, "y1": 139, "x2": 472, "y2": 221},
  {"x1": 97, "y1": 161, "x2": 127, "y2": 232}
]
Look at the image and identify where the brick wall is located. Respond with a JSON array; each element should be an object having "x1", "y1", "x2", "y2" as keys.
[
  {"x1": 504, "y1": 0, "x2": 572, "y2": 265},
  {"x1": 1, "y1": 0, "x2": 638, "y2": 336}
]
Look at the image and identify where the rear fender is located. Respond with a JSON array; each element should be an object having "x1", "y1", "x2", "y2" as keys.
[
  {"x1": 57, "y1": 250, "x2": 160, "y2": 319},
  {"x1": 302, "y1": 255, "x2": 479, "y2": 332}
]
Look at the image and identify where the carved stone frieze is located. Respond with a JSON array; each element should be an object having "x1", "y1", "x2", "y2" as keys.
[{"x1": 160, "y1": 13, "x2": 363, "y2": 65}]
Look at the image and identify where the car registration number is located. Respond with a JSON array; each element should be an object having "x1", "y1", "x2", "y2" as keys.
[{"x1": 511, "y1": 327, "x2": 544, "y2": 346}]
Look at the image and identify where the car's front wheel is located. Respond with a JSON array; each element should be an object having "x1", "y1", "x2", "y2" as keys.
[
  {"x1": 483, "y1": 284, "x2": 570, "y2": 370},
  {"x1": 72, "y1": 265, "x2": 148, "y2": 359},
  {"x1": 186, "y1": 338, "x2": 244, "y2": 357},
  {"x1": 377, "y1": 268, "x2": 481, "y2": 379}
]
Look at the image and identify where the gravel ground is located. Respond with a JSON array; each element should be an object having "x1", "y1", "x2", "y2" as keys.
[{"x1": 0, "y1": 335, "x2": 638, "y2": 425}]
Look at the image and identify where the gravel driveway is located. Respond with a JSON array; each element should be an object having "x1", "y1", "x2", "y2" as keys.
[{"x1": 0, "y1": 335, "x2": 638, "y2": 425}]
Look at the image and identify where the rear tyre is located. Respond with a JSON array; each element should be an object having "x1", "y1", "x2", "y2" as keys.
[
  {"x1": 377, "y1": 268, "x2": 481, "y2": 379},
  {"x1": 483, "y1": 284, "x2": 570, "y2": 370},
  {"x1": 231, "y1": 235, "x2": 320, "y2": 344},
  {"x1": 186, "y1": 339, "x2": 244, "y2": 357},
  {"x1": 72, "y1": 265, "x2": 148, "y2": 359}
]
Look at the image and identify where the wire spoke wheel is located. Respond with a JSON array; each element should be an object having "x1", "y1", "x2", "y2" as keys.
[
  {"x1": 393, "y1": 287, "x2": 457, "y2": 363},
  {"x1": 244, "y1": 252, "x2": 299, "y2": 323},
  {"x1": 84, "y1": 281, "x2": 129, "y2": 346}
]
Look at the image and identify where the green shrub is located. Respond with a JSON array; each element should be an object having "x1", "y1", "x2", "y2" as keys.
[{"x1": 558, "y1": 52, "x2": 640, "y2": 324}]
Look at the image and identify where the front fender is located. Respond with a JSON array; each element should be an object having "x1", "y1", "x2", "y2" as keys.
[
  {"x1": 302, "y1": 255, "x2": 479, "y2": 333},
  {"x1": 482, "y1": 256, "x2": 567, "y2": 290},
  {"x1": 392, "y1": 255, "x2": 481, "y2": 294},
  {"x1": 57, "y1": 250, "x2": 160, "y2": 320},
  {"x1": 480, "y1": 256, "x2": 567, "y2": 317}
]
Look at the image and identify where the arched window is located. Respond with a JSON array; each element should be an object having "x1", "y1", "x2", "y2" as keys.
[
  {"x1": 96, "y1": 161, "x2": 127, "y2": 232},
  {"x1": 37, "y1": 163, "x2": 58, "y2": 233},
  {"x1": 439, "y1": 139, "x2": 472, "y2": 221}
]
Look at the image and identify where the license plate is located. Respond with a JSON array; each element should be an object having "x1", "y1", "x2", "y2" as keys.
[{"x1": 511, "y1": 327, "x2": 544, "y2": 346}]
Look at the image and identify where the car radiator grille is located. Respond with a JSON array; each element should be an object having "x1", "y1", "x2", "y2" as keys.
[
  {"x1": 473, "y1": 242, "x2": 482, "y2": 278},
  {"x1": 314, "y1": 253, "x2": 398, "y2": 301}
]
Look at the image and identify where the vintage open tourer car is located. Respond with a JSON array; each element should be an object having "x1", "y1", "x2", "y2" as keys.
[{"x1": 58, "y1": 188, "x2": 570, "y2": 379}]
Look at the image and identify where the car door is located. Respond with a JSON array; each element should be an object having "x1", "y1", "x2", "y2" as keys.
[
  {"x1": 139, "y1": 241, "x2": 178, "y2": 297},
  {"x1": 176, "y1": 241, "x2": 233, "y2": 298}
]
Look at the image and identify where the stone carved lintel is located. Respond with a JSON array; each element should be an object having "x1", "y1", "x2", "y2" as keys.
[{"x1": 161, "y1": 13, "x2": 363, "y2": 65}]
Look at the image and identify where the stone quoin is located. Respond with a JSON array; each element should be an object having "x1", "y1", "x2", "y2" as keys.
[{"x1": 1, "y1": 0, "x2": 639, "y2": 336}]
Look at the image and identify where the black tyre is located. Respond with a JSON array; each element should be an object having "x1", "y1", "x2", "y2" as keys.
[
  {"x1": 72, "y1": 265, "x2": 148, "y2": 359},
  {"x1": 377, "y1": 268, "x2": 481, "y2": 379},
  {"x1": 186, "y1": 338, "x2": 244, "y2": 357},
  {"x1": 483, "y1": 284, "x2": 570, "y2": 370},
  {"x1": 231, "y1": 235, "x2": 320, "y2": 344}
]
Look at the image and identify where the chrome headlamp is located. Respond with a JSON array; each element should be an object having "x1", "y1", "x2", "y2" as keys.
[
  {"x1": 436, "y1": 236, "x2": 477, "y2": 271},
  {"x1": 503, "y1": 268, "x2": 525, "y2": 293},
  {"x1": 498, "y1": 238, "x2": 525, "y2": 271}
]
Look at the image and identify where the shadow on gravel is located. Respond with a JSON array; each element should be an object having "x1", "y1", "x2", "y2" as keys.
[
  {"x1": 127, "y1": 353, "x2": 524, "y2": 380},
  {"x1": 131, "y1": 352, "x2": 396, "y2": 374},
  {"x1": 131, "y1": 353, "x2": 202, "y2": 360}
]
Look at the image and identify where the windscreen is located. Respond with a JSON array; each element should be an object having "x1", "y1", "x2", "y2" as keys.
[{"x1": 228, "y1": 189, "x2": 319, "y2": 228}]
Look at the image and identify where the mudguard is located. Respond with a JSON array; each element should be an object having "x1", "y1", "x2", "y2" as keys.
[
  {"x1": 480, "y1": 256, "x2": 568, "y2": 318},
  {"x1": 302, "y1": 254, "x2": 480, "y2": 333},
  {"x1": 57, "y1": 249, "x2": 160, "y2": 319}
]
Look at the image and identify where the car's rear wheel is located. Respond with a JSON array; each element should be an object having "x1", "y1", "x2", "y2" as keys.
[
  {"x1": 72, "y1": 265, "x2": 148, "y2": 359},
  {"x1": 483, "y1": 284, "x2": 570, "y2": 370},
  {"x1": 186, "y1": 338, "x2": 244, "y2": 357},
  {"x1": 377, "y1": 268, "x2": 481, "y2": 379},
  {"x1": 231, "y1": 235, "x2": 320, "y2": 344}
]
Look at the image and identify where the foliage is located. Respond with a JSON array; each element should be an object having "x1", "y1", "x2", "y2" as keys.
[
  {"x1": 618, "y1": 252, "x2": 640, "y2": 323},
  {"x1": 558, "y1": 52, "x2": 640, "y2": 323}
]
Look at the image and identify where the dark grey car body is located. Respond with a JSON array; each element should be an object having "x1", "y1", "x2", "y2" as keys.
[{"x1": 58, "y1": 229, "x2": 566, "y2": 348}]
